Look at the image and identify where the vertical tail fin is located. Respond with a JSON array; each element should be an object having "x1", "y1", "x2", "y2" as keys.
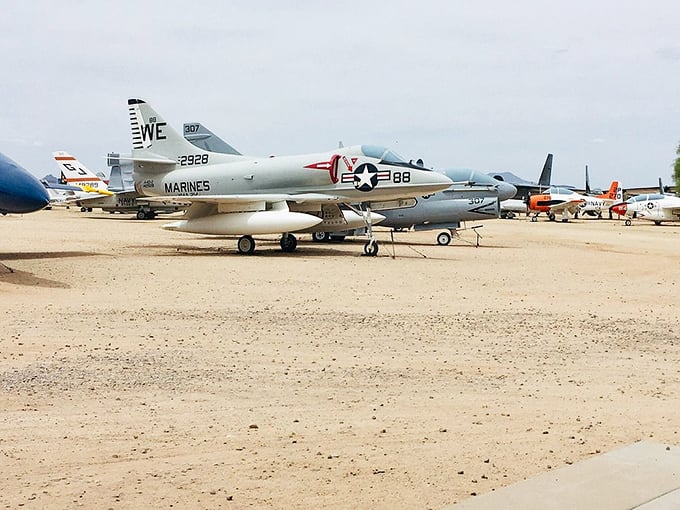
[
  {"x1": 585, "y1": 165, "x2": 591, "y2": 194},
  {"x1": 600, "y1": 181, "x2": 619, "y2": 200},
  {"x1": 128, "y1": 99, "x2": 242, "y2": 171},
  {"x1": 128, "y1": 99, "x2": 198, "y2": 158},
  {"x1": 53, "y1": 151, "x2": 108, "y2": 192},
  {"x1": 538, "y1": 153, "x2": 553, "y2": 190},
  {"x1": 183, "y1": 122, "x2": 242, "y2": 155}
]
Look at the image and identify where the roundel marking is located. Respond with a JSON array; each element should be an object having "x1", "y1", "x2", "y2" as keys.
[{"x1": 353, "y1": 163, "x2": 379, "y2": 192}]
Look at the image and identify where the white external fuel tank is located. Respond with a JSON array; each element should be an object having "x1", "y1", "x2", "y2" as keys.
[{"x1": 163, "y1": 210, "x2": 323, "y2": 235}]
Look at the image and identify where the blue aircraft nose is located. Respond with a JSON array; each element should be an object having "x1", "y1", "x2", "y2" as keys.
[
  {"x1": 0, "y1": 153, "x2": 50, "y2": 214},
  {"x1": 497, "y1": 180, "x2": 517, "y2": 201}
]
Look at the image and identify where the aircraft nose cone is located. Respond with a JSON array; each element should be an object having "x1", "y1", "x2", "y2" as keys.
[
  {"x1": 498, "y1": 181, "x2": 517, "y2": 201},
  {"x1": 0, "y1": 154, "x2": 51, "y2": 213},
  {"x1": 611, "y1": 203, "x2": 627, "y2": 216}
]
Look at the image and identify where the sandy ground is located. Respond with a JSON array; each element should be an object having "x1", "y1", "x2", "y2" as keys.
[{"x1": 1, "y1": 208, "x2": 679, "y2": 509}]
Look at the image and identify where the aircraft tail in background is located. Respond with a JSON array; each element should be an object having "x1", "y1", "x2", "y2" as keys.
[
  {"x1": 537, "y1": 154, "x2": 553, "y2": 190},
  {"x1": 53, "y1": 151, "x2": 110, "y2": 194},
  {"x1": 183, "y1": 122, "x2": 241, "y2": 155},
  {"x1": 598, "y1": 180, "x2": 622, "y2": 201}
]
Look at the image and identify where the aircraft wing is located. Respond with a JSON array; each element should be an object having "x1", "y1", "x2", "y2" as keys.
[
  {"x1": 548, "y1": 199, "x2": 585, "y2": 215},
  {"x1": 141, "y1": 193, "x2": 346, "y2": 205}
]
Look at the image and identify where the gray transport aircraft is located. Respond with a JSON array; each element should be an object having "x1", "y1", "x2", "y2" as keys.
[
  {"x1": 182, "y1": 124, "x2": 516, "y2": 246},
  {"x1": 127, "y1": 99, "x2": 452, "y2": 255}
]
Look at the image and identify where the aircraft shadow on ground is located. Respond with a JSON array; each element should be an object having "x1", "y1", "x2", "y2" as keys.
[
  {"x1": 136, "y1": 239, "x2": 507, "y2": 260},
  {"x1": 142, "y1": 243, "x2": 368, "y2": 259},
  {"x1": 0, "y1": 266, "x2": 70, "y2": 289},
  {"x1": 0, "y1": 251, "x2": 99, "y2": 261},
  {"x1": 0, "y1": 251, "x2": 99, "y2": 288}
]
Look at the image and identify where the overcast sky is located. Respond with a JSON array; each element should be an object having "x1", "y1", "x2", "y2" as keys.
[{"x1": 1, "y1": 1, "x2": 679, "y2": 187}]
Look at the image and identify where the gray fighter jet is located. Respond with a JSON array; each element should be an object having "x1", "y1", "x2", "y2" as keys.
[
  {"x1": 365, "y1": 168, "x2": 517, "y2": 245},
  {"x1": 181, "y1": 125, "x2": 515, "y2": 246},
  {"x1": 128, "y1": 99, "x2": 452, "y2": 255}
]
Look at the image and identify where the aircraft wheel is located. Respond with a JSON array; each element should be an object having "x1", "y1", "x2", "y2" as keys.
[
  {"x1": 311, "y1": 231, "x2": 330, "y2": 243},
  {"x1": 87, "y1": 208, "x2": 93, "y2": 212},
  {"x1": 530, "y1": 216, "x2": 538, "y2": 222},
  {"x1": 363, "y1": 241, "x2": 379, "y2": 257},
  {"x1": 237, "y1": 235, "x2": 256, "y2": 255},
  {"x1": 436, "y1": 231, "x2": 452, "y2": 246},
  {"x1": 654, "y1": 221, "x2": 662, "y2": 226},
  {"x1": 136, "y1": 210, "x2": 147, "y2": 220},
  {"x1": 330, "y1": 235, "x2": 346, "y2": 242},
  {"x1": 625, "y1": 219, "x2": 632, "y2": 226},
  {"x1": 561, "y1": 218, "x2": 569, "y2": 223},
  {"x1": 80, "y1": 207, "x2": 87, "y2": 212},
  {"x1": 547, "y1": 213, "x2": 556, "y2": 222},
  {"x1": 280, "y1": 234, "x2": 298, "y2": 253},
  {"x1": 147, "y1": 211, "x2": 157, "y2": 220}
]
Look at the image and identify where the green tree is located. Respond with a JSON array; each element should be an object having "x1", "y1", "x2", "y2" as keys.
[{"x1": 675, "y1": 140, "x2": 680, "y2": 186}]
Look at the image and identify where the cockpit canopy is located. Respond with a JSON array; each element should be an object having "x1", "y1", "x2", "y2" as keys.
[
  {"x1": 547, "y1": 186, "x2": 576, "y2": 195},
  {"x1": 442, "y1": 169, "x2": 501, "y2": 186},
  {"x1": 360, "y1": 145, "x2": 431, "y2": 170},
  {"x1": 627, "y1": 193, "x2": 665, "y2": 203}
]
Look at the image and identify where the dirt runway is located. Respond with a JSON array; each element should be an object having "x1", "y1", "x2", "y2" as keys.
[{"x1": 2, "y1": 209, "x2": 679, "y2": 509}]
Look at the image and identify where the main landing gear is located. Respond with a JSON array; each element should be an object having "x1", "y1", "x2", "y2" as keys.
[
  {"x1": 237, "y1": 235, "x2": 256, "y2": 255},
  {"x1": 280, "y1": 233, "x2": 297, "y2": 253},
  {"x1": 436, "y1": 231, "x2": 452, "y2": 246},
  {"x1": 235, "y1": 233, "x2": 299, "y2": 255},
  {"x1": 136, "y1": 209, "x2": 156, "y2": 220}
]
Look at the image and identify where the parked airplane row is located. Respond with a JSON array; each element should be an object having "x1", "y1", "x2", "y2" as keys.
[
  {"x1": 49, "y1": 103, "x2": 518, "y2": 249},
  {"x1": 3, "y1": 97, "x2": 680, "y2": 257}
]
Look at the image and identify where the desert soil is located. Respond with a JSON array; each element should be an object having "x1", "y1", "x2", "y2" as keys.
[{"x1": 1, "y1": 209, "x2": 679, "y2": 509}]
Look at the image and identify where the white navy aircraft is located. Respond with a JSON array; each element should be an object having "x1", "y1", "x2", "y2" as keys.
[{"x1": 127, "y1": 99, "x2": 452, "y2": 255}]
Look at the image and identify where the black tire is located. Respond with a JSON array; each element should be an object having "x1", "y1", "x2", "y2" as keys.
[
  {"x1": 80, "y1": 207, "x2": 87, "y2": 213},
  {"x1": 329, "y1": 235, "x2": 346, "y2": 242},
  {"x1": 625, "y1": 219, "x2": 632, "y2": 226},
  {"x1": 280, "y1": 234, "x2": 297, "y2": 253},
  {"x1": 237, "y1": 235, "x2": 256, "y2": 255},
  {"x1": 363, "y1": 241, "x2": 379, "y2": 256},
  {"x1": 531, "y1": 216, "x2": 538, "y2": 222},
  {"x1": 654, "y1": 221, "x2": 662, "y2": 226},
  {"x1": 311, "y1": 231, "x2": 330, "y2": 243},
  {"x1": 547, "y1": 213, "x2": 556, "y2": 222},
  {"x1": 136, "y1": 210, "x2": 147, "y2": 220},
  {"x1": 436, "y1": 232, "x2": 451, "y2": 246}
]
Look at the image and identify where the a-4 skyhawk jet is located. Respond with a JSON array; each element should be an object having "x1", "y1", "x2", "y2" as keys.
[{"x1": 127, "y1": 99, "x2": 452, "y2": 255}]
